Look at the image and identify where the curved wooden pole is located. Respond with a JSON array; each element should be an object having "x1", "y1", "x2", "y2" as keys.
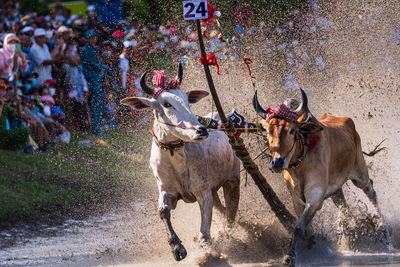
[{"x1": 196, "y1": 20, "x2": 296, "y2": 232}]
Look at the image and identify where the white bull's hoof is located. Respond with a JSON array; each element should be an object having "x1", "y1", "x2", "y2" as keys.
[
  {"x1": 282, "y1": 254, "x2": 295, "y2": 266},
  {"x1": 198, "y1": 233, "x2": 212, "y2": 247},
  {"x1": 172, "y1": 243, "x2": 187, "y2": 261}
]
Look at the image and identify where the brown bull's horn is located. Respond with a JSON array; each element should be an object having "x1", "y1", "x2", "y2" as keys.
[
  {"x1": 177, "y1": 62, "x2": 183, "y2": 85},
  {"x1": 140, "y1": 71, "x2": 154, "y2": 96},
  {"x1": 252, "y1": 90, "x2": 269, "y2": 119},
  {"x1": 295, "y1": 88, "x2": 308, "y2": 115}
]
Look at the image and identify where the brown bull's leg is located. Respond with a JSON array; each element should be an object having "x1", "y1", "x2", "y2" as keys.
[
  {"x1": 331, "y1": 188, "x2": 351, "y2": 214},
  {"x1": 352, "y1": 147, "x2": 378, "y2": 206},
  {"x1": 197, "y1": 190, "x2": 213, "y2": 243},
  {"x1": 158, "y1": 191, "x2": 187, "y2": 261},
  {"x1": 284, "y1": 186, "x2": 325, "y2": 266},
  {"x1": 331, "y1": 188, "x2": 353, "y2": 247},
  {"x1": 352, "y1": 152, "x2": 393, "y2": 248},
  {"x1": 284, "y1": 171, "x2": 305, "y2": 218},
  {"x1": 223, "y1": 179, "x2": 240, "y2": 225}
]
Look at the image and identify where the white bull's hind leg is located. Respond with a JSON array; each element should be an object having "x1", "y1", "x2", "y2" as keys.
[
  {"x1": 158, "y1": 190, "x2": 187, "y2": 261},
  {"x1": 223, "y1": 179, "x2": 240, "y2": 225},
  {"x1": 197, "y1": 189, "x2": 213, "y2": 244}
]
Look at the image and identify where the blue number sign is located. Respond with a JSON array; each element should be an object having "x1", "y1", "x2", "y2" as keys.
[{"x1": 183, "y1": 0, "x2": 208, "y2": 20}]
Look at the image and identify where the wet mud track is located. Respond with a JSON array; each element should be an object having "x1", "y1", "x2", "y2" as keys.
[{"x1": 0, "y1": 197, "x2": 399, "y2": 267}]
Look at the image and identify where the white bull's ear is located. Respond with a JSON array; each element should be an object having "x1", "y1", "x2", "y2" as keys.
[
  {"x1": 120, "y1": 97, "x2": 159, "y2": 110},
  {"x1": 187, "y1": 90, "x2": 210, "y2": 104}
]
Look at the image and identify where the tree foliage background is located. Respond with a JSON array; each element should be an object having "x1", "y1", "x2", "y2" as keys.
[
  {"x1": 0, "y1": 0, "x2": 307, "y2": 29},
  {"x1": 124, "y1": 0, "x2": 307, "y2": 28}
]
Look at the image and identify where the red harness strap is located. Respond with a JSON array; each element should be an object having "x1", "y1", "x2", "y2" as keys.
[{"x1": 307, "y1": 135, "x2": 320, "y2": 151}]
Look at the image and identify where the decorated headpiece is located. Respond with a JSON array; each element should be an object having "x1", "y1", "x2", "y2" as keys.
[
  {"x1": 265, "y1": 103, "x2": 299, "y2": 123},
  {"x1": 252, "y1": 89, "x2": 309, "y2": 122},
  {"x1": 140, "y1": 63, "x2": 183, "y2": 99},
  {"x1": 151, "y1": 70, "x2": 180, "y2": 99}
]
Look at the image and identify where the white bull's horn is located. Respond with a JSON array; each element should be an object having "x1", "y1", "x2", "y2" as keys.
[
  {"x1": 177, "y1": 62, "x2": 183, "y2": 85},
  {"x1": 140, "y1": 71, "x2": 154, "y2": 96}
]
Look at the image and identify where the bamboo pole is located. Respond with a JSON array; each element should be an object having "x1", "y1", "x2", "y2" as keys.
[{"x1": 196, "y1": 20, "x2": 296, "y2": 232}]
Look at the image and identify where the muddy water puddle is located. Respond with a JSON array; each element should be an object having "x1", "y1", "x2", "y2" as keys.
[{"x1": 0, "y1": 200, "x2": 399, "y2": 267}]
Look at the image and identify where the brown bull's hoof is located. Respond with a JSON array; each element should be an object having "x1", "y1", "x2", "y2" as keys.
[
  {"x1": 282, "y1": 255, "x2": 295, "y2": 266},
  {"x1": 307, "y1": 235, "x2": 316, "y2": 249},
  {"x1": 172, "y1": 243, "x2": 187, "y2": 261}
]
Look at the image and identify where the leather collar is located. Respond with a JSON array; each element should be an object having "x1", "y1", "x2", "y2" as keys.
[{"x1": 151, "y1": 127, "x2": 185, "y2": 156}]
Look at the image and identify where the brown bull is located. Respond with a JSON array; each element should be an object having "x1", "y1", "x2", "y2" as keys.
[{"x1": 253, "y1": 89, "x2": 386, "y2": 266}]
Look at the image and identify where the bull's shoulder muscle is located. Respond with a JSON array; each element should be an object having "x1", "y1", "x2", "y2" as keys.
[{"x1": 318, "y1": 113, "x2": 355, "y2": 130}]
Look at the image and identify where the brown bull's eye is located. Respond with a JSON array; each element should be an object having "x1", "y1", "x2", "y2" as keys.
[
  {"x1": 163, "y1": 102, "x2": 172, "y2": 108},
  {"x1": 289, "y1": 129, "x2": 295, "y2": 135}
]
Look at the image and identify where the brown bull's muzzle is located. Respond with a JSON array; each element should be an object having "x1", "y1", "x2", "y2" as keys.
[{"x1": 270, "y1": 157, "x2": 285, "y2": 173}]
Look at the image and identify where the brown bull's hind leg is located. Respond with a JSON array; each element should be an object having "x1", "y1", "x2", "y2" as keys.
[
  {"x1": 158, "y1": 191, "x2": 187, "y2": 261},
  {"x1": 351, "y1": 149, "x2": 393, "y2": 249},
  {"x1": 352, "y1": 139, "x2": 378, "y2": 206}
]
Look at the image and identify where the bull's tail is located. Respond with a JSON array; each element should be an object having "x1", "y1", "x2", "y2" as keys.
[{"x1": 363, "y1": 139, "x2": 387, "y2": 157}]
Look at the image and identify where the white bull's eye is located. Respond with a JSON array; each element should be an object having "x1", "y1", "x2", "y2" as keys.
[{"x1": 163, "y1": 102, "x2": 172, "y2": 108}]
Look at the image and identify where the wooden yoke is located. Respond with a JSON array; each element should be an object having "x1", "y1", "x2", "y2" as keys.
[{"x1": 196, "y1": 20, "x2": 296, "y2": 232}]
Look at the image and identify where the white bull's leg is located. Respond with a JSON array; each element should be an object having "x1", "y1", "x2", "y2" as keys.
[
  {"x1": 158, "y1": 190, "x2": 187, "y2": 261},
  {"x1": 284, "y1": 186, "x2": 325, "y2": 266},
  {"x1": 223, "y1": 179, "x2": 240, "y2": 225},
  {"x1": 196, "y1": 189, "x2": 213, "y2": 243}
]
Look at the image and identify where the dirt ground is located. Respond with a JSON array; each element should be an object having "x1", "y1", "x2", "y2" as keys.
[{"x1": 1, "y1": 0, "x2": 400, "y2": 266}]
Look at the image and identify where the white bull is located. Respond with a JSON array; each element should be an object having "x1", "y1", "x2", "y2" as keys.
[{"x1": 120, "y1": 65, "x2": 240, "y2": 261}]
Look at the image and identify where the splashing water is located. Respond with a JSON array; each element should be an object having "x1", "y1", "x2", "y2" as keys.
[{"x1": 1, "y1": 0, "x2": 400, "y2": 266}]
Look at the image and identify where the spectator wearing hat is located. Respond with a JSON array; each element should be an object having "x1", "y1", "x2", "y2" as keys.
[
  {"x1": 21, "y1": 26, "x2": 34, "y2": 36},
  {"x1": 57, "y1": 26, "x2": 71, "y2": 43},
  {"x1": 80, "y1": 29, "x2": 106, "y2": 137},
  {"x1": 86, "y1": 5, "x2": 98, "y2": 29},
  {"x1": 0, "y1": 33, "x2": 28, "y2": 80},
  {"x1": 30, "y1": 28, "x2": 64, "y2": 86}
]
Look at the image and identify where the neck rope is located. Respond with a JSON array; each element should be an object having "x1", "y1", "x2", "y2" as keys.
[{"x1": 288, "y1": 133, "x2": 308, "y2": 169}]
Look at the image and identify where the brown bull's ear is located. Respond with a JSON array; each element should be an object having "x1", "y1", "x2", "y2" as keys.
[
  {"x1": 120, "y1": 97, "x2": 158, "y2": 110},
  {"x1": 187, "y1": 90, "x2": 209, "y2": 104},
  {"x1": 298, "y1": 121, "x2": 323, "y2": 135}
]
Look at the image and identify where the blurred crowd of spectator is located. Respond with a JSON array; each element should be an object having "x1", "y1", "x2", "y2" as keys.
[
  {"x1": 0, "y1": 0, "x2": 332, "y2": 153},
  {"x1": 0, "y1": 1, "x2": 220, "y2": 153}
]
